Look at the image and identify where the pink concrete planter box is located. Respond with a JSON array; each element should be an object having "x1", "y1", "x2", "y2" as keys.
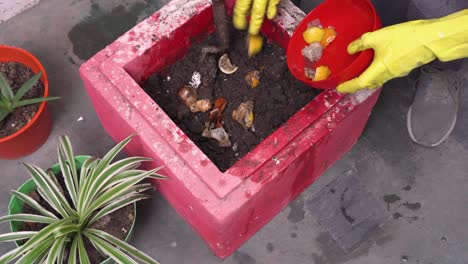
[{"x1": 79, "y1": 0, "x2": 380, "y2": 258}]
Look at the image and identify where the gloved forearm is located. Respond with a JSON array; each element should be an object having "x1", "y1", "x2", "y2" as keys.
[
  {"x1": 423, "y1": 9, "x2": 468, "y2": 61},
  {"x1": 337, "y1": 9, "x2": 468, "y2": 94}
]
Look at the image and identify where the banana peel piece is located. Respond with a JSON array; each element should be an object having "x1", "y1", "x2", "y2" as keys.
[{"x1": 248, "y1": 34, "x2": 264, "y2": 57}]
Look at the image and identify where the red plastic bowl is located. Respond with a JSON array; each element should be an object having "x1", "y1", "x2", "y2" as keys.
[{"x1": 287, "y1": 0, "x2": 381, "y2": 89}]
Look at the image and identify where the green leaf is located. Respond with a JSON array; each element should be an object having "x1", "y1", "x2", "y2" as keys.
[
  {"x1": 77, "y1": 158, "x2": 99, "y2": 214},
  {"x1": 0, "y1": 214, "x2": 56, "y2": 224},
  {"x1": 23, "y1": 163, "x2": 76, "y2": 218},
  {"x1": 24, "y1": 163, "x2": 68, "y2": 218},
  {"x1": 15, "y1": 239, "x2": 54, "y2": 264},
  {"x1": 77, "y1": 157, "x2": 103, "y2": 214},
  {"x1": 83, "y1": 184, "x2": 152, "y2": 224},
  {"x1": 14, "y1": 96, "x2": 60, "y2": 107},
  {"x1": 78, "y1": 135, "x2": 139, "y2": 213},
  {"x1": 46, "y1": 234, "x2": 67, "y2": 264},
  {"x1": 32, "y1": 250, "x2": 48, "y2": 264},
  {"x1": 107, "y1": 170, "x2": 148, "y2": 186},
  {"x1": 13, "y1": 72, "x2": 42, "y2": 102},
  {"x1": 68, "y1": 235, "x2": 79, "y2": 264},
  {"x1": 85, "y1": 232, "x2": 138, "y2": 264},
  {"x1": 83, "y1": 170, "x2": 157, "y2": 220},
  {"x1": 0, "y1": 231, "x2": 38, "y2": 242},
  {"x1": 0, "y1": 73, "x2": 14, "y2": 101},
  {"x1": 57, "y1": 240, "x2": 67, "y2": 264},
  {"x1": 0, "y1": 95, "x2": 9, "y2": 106},
  {"x1": 0, "y1": 109, "x2": 10, "y2": 123},
  {"x1": 108, "y1": 167, "x2": 165, "y2": 187},
  {"x1": 94, "y1": 134, "x2": 135, "y2": 175},
  {"x1": 80, "y1": 157, "x2": 151, "y2": 214},
  {"x1": 58, "y1": 136, "x2": 78, "y2": 208},
  {"x1": 59, "y1": 136, "x2": 78, "y2": 185},
  {"x1": 46, "y1": 170, "x2": 63, "y2": 195},
  {"x1": 79, "y1": 157, "x2": 98, "y2": 193},
  {"x1": 10, "y1": 190, "x2": 57, "y2": 219},
  {"x1": 77, "y1": 234, "x2": 91, "y2": 264},
  {"x1": 2, "y1": 217, "x2": 74, "y2": 262},
  {"x1": 89, "y1": 194, "x2": 148, "y2": 225},
  {"x1": 86, "y1": 229, "x2": 160, "y2": 264},
  {"x1": 79, "y1": 134, "x2": 136, "y2": 211},
  {"x1": 53, "y1": 224, "x2": 80, "y2": 238}
]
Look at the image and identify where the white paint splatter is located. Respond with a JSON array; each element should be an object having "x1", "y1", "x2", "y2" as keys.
[
  {"x1": 350, "y1": 89, "x2": 377, "y2": 104},
  {"x1": 272, "y1": 156, "x2": 280, "y2": 165},
  {"x1": 189, "y1": 71, "x2": 201, "y2": 89}
]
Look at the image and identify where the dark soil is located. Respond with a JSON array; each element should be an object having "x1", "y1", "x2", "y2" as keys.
[
  {"x1": 20, "y1": 171, "x2": 134, "y2": 263},
  {"x1": 143, "y1": 28, "x2": 319, "y2": 172},
  {"x1": 0, "y1": 62, "x2": 44, "y2": 138}
]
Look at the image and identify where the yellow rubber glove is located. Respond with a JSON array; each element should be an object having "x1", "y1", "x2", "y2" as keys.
[
  {"x1": 233, "y1": 0, "x2": 281, "y2": 35},
  {"x1": 337, "y1": 9, "x2": 468, "y2": 94}
]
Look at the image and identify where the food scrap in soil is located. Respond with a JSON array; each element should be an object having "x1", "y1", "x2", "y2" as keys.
[
  {"x1": 0, "y1": 62, "x2": 44, "y2": 138},
  {"x1": 219, "y1": 54, "x2": 238, "y2": 74},
  {"x1": 178, "y1": 85, "x2": 213, "y2": 113},
  {"x1": 245, "y1": 70, "x2": 261, "y2": 89},
  {"x1": 209, "y1": 97, "x2": 227, "y2": 129},
  {"x1": 143, "y1": 28, "x2": 319, "y2": 172},
  {"x1": 302, "y1": 19, "x2": 337, "y2": 81},
  {"x1": 232, "y1": 100, "x2": 254, "y2": 129},
  {"x1": 19, "y1": 172, "x2": 134, "y2": 263},
  {"x1": 203, "y1": 125, "x2": 231, "y2": 147},
  {"x1": 203, "y1": 97, "x2": 231, "y2": 147}
]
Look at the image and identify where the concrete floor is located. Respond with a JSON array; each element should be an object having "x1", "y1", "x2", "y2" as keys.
[{"x1": 1, "y1": 1, "x2": 468, "y2": 263}]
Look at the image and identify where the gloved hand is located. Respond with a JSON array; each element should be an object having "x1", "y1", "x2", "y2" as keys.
[
  {"x1": 337, "y1": 9, "x2": 468, "y2": 94},
  {"x1": 233, "y1": 0, "x2": 281, "y2": 35}
]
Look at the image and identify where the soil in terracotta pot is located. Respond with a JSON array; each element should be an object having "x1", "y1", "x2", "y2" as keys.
[
  {"x1": 144, "y1": 28, "x2": 320, "y2": 172},
  {"x1": 0, "y1": 62, "x2": 45, "y2": 139},
  {"x1": 19, "y1": 172, "x2": 134, "y2": 263}
]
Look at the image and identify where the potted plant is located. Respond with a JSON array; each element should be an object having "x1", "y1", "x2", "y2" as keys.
[
  {"x1": 0, "y1": 134, "x2": 165, "y2": 263},
  {"x1": 0, "y1": 45, "x2": 59, "y2": 159}
]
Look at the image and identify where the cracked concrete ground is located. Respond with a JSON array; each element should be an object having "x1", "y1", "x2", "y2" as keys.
[{"x1": 1, "y1": 1, "x2": 468, "y2": 263}]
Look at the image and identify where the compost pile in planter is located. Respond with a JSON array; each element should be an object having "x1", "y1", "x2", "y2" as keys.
[
  {"x1": 19, "y1": 172, "x2": 134, "y2": 263},
  {"x1": 144, "y1": 28, "x2": 319, "y2": 172},
  {"x1": 0, "y1": 62, "x2": 44, "y2": 138}
]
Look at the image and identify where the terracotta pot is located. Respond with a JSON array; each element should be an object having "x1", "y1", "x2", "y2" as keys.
[{"x1": 0, "y1": 45, "x2": 52, "y2": 159}]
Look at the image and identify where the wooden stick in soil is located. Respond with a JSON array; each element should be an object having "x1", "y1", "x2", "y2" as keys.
[{"x1": 201, "y1": 0, "x2": 230, "y2": 60}]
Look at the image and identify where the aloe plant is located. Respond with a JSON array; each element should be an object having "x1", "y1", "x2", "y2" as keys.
[
  {"x1": 0, "y1": 135, "x2": 165, "y2": 263},
  {"x1": 0, "y1": 72, "x2": 59, "y2": 122}
]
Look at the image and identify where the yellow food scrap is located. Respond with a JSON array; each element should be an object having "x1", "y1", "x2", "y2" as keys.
[
  {"x1": 314, "y1": 66, "x2": 331, "y2": 81},
  {"x1": 303, "y1": 27, "x2": 325, "y2": 44},
  {"x1": 247, "y1": 111, "x2": 254, "y2": 127},
  {"x1": 191, "y1": 99, "x2": 213, "y2": 113},
  {"x1": 320, "y1": 28, "x2": 337, "y2": 48},
  {"x1": 248, "y1": 34, "x2": 264, "y2": 57},
  {"x1": 251, "y1": 78, "x2": 260, "y2": 88},
  {"x1": 232, "y1": 100, "x2": 255, "y2": 129},
  {"x1": 245, "y1": 70, "x2": 261, "y2": 89}
]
